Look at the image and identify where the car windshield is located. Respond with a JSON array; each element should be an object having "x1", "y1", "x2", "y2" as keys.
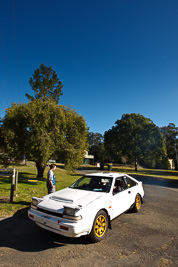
[{"x1": 69, "y1": 176, "x2": 113, "y2": 193}]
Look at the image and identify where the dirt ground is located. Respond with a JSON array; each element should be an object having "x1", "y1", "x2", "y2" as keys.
[{"x1": 0, "y1": 177, "x2": 178, "y2": 267}]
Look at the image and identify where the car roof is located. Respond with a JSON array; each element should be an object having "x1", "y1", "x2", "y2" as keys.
[{"x1": 85, "y1": 172, "x2": 126, "y2": 178}]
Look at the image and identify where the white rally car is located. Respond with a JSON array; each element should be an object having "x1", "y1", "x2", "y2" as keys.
[{"x1": 28, "y1": 172, "x2": 144, "y2": 242}]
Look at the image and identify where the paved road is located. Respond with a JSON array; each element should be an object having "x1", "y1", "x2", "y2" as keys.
[{"x1": 0, "y1": 175, "x2": 178, "y2": 267}]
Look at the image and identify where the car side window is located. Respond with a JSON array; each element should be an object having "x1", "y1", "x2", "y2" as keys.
[
  {"x1": 125, "y1": 177, "x2": 137, "y2": 188},
  {"x1": 113, "y1": 177, "x2": 126, "y2": 194}
]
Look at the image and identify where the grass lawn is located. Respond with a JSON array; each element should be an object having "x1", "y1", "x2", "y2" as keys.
[
  {"x1": 0, "y1": 162, "x2": 80, "y2": 217},
  {"x1": 0, "y1": 162, "x2": 177, "y2": 217}
]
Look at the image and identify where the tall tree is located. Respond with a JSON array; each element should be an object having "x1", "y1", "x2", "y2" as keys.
[
  {"x1": 1, "y1": 100, "x2": 88, "y2": 178},
  {"x1": 0, "y1": 120, "x2": 9, "y2": 167},
  {"x1": 26, "y1": 64, "x2": 63, "y2": 103},
  {"x1": 88, "y1": 132, "x2": 106, "y2": 163},
  {"x1": 88, "y1": 132, "x2": 103, "y2": 147},
  {"x1": 104, "y1": 127, "x2": 122, "y2": 163},
  {"x1": 160, "y1": 123, "x2": 178, "y2": 167},
  {"x1": 104, "y1": 113, "x2": 168, "y2": 170},
  {"x1": 58, "y1": 108, "x2": 89, "y2": 171}
]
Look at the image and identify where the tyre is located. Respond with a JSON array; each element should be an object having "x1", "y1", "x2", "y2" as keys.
[
  {"x1": 89, "y1": 210, "x2": 108, "y2": 242},
  {"x1": 132, "y1": 194, "x2": 141, "y2": 212}
]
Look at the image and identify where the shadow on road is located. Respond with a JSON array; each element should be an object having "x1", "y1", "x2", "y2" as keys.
[
  {"x1": 132, "y1": 175, "x2": 178, "y2": 189},
  {"x1": 0, "y1": 208, "x2": 90, "y2": 252}
]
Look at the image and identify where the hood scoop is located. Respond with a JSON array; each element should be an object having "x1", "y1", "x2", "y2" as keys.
[{"x1": 50, "y1": 196, "x2": 73, "y2": 203}]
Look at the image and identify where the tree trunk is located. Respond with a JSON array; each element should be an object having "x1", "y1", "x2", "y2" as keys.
[{"x1": 36, "y1": 162, "x2": 46, "y2": 179}]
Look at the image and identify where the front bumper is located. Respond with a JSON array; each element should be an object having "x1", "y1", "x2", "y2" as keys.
[{"x1": 28, "y1": 208, "x2": 90, "y2": 238}]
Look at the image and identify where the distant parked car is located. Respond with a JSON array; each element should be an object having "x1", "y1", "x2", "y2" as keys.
[{"x1": 28, "y1": 172, "x2": 144, "y2": 242}]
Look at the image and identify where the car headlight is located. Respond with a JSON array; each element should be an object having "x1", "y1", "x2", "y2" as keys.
[
  {"x1": 63, "y1": 206, "x2": 82, "y2": 220},
  {"x1": 63, "y1": 207, "x2": 79, "y2": 216},
  {"x1": 31, "y1": 197, "x2": 43, "y2": 209}
]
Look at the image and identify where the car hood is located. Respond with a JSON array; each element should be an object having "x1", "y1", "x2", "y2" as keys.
[{"x1": 38, "y1": 188, "x2": 105, "y2": 212}]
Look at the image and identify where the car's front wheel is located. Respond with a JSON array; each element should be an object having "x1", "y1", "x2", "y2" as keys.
[{"x1": 89, "y1": 210, "x2": 108, "y2": 242}]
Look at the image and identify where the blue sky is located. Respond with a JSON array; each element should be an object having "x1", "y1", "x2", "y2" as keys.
[{"x1": 0, "y1": 0, "x2": 178, "y2": 134}]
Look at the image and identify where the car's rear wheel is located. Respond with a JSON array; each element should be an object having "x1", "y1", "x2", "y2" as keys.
[
  {"x1": 132, "y1": 194, "x2": 141, "y2": 212},
  {"x1": 89, "y1": 210, "x2": 108, "y2": 242}
]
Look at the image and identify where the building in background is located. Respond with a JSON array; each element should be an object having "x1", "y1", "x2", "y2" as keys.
[{"x1": 84, "y1": 151, "x2": 94, "y2": 165}]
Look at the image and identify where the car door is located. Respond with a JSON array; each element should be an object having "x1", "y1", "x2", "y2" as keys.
[
  {"x1": 111, "y1": 177, "x2": 133, "y2": 219},
  {"x1": 124, "y1": 175, "x2": 139, "y2": 204}
]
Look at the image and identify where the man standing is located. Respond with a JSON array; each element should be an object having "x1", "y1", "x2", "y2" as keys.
[{"x1": 47, "y1": 164, "x2": 56, "y2": 194}]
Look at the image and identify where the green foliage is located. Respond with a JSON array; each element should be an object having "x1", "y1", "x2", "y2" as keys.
[
  {"x1": 0, "y1": 155, "x2": 10, "y2": 168},
  {"x1": 160, "y1": 123, "x2": 178, "y2": 163},
  {"x1": 1, "y1": 100, "x2": 88, "y2": 178},
  {"x1": 88, "y1": 132, "x2": 107, "y2": 163},
  {"x1": 58, "y1": 108, "x2": 89, "y2": 171},
  {"x1": 26, "y1": 64, "x2": 63, "y2": 103},
  {"x1": 104, "y1": 113, "x2": 168, "y2": 170},
  {"x1": 1, "y1": 103, "x2": 28, "y2": 161},
  {"x1": 88, "y1": 132, "x2": 103, "y2": 147},
  {"x1": 0, "y1": 125, "x2": 9, "y2": 167},
  {"x1": 104, "y1": 127, "x2": 122, "y2": 163}
]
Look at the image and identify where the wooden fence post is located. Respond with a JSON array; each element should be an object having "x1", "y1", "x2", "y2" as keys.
[
  {"x1": 15, "y1": 170, "x2": 18, "y2": 191},
  {"x1": 10, "y1": 168, "x2": 15, "y2": 203}
]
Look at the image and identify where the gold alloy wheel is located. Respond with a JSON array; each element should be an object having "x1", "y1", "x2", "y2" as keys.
[
  {"x1": 94, "y1": 215, "x2": 107, "y2": 237},
  {"x1": 136, "y1": 195, "x2": 141, "y2": 210}
]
